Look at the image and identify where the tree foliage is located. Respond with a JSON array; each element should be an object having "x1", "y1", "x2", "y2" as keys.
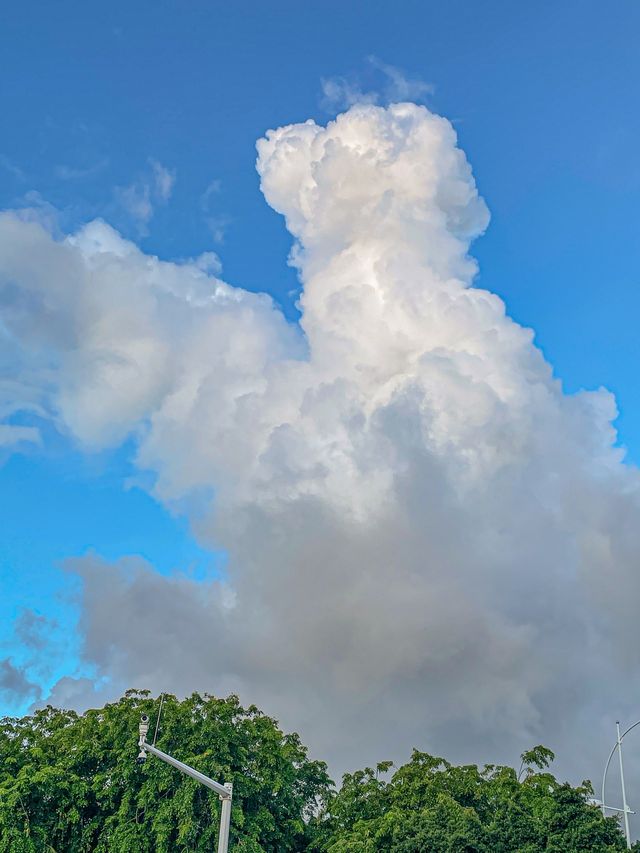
[
  {"x1": 0, "y1": 690, "x2": 331, "y2": 852},
  {"x1": 311, "y1": 748, "x2": 636, "y2": 853},
  {"x1": 1, "y1": 693, "x2": 636, "y2": 852}
]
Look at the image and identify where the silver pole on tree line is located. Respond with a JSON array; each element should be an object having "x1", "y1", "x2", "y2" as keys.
[
  {"x1": 217, "y1": 783, "x2": 233, "y2": 853},
  {"x1": 617, "y1": 721, "x2": 632, "y2": 849},
  {"x1": 137, "y1": 713, "x2": 233, "y2": 851},
  {"x1": 601, "y1": 718, "x2": 640, "y2": 849}
]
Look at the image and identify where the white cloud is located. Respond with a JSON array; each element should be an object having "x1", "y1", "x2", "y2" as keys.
[{"x1": 1, "y1": 103, "x2": 639, "y2": 785}]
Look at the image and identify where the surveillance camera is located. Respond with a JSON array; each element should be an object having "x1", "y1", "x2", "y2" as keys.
[
  {"x1": 136, "y1": 751, "x2": 147, "y2": 765},
  {"x1": 139, "y1": 714, "x2": 150, "y2": 743}
]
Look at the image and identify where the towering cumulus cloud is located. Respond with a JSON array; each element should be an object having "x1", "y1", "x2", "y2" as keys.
[{"x1": 1, "y1": 103, "x2": 639, "y2": 775}]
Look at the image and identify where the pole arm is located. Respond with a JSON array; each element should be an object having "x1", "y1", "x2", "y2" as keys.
[
  {"x1": 602, "y1": 718, "x2": 640, "y2": 817},
  {"x1": 140, "y1": 740, "x2": 232, "y2": 800}
]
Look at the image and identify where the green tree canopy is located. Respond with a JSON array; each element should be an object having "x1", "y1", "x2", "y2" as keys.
[
  {"x1": 0, "y1": 690, "x2": 331, "y2": 852},
  {"x1": 2, "y1": 693, "x2": 637, "y2": 852},
  {"x1": 311, "y1": 748, "x2": 636, "y2": 853}
]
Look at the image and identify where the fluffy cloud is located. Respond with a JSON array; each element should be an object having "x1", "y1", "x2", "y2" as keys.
[{"x1": 1, "y1": 103, "x2": 640, "y2": 782}]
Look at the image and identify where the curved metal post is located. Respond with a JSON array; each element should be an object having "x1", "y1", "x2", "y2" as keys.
[
  {"x1": 602, "y1": 718, "x2": 640, "y2": 849},
  {"x1": 618, "y1": 722, "x2": 632, "y2": 848}
]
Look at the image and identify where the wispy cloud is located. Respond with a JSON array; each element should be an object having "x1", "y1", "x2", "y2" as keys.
[
  {"x1": 205, "y1": 214, "x2": 231, "y2": 244},
  {"x1": 0, "y1": 153, "x2": 26, "y2": 181},
  {"x1": 0, "y1": 658, "x2": 41, "y2": 702},
  {"x1": 368, "y1": 56, "x2": 434, "y2": 100},
  {"x1": 115, "y1": 158, "x2": 176, "y2": 235},
  {"x1": 54, "y1": 158, "x2": 109, "y2": 181},
  {"x1": 151, "y1": 159, "x2": 175, "y2": 202},
  {"x1": 201, "y1": 178, "x2": 221, "y2": 205},
  {"x1": 15, "y1": 609, "x2": 57, "y2": 651},
  {"x1": 0, "y1": 424, "x2": 41, "y2": 448},
  {"x1": 12, "y1": 190, "x2": 61, "y2": 234},
  {"x1": 320, "y1": 77, "x2": 377, "y2": 111},
  {"x1": 321, "y1": 57, "x2": 434, "y2": 112},
  {"x1": 200, "y1": 178, "x2": 230, "y2": 243}
]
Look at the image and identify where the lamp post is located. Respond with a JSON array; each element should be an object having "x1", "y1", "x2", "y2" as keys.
[
  {"x1": 601, "y1": 719, "x2": 640, "y2": 850},
  {"x1": 137, "y1": 713, "x2": 233, "y2": 853}
]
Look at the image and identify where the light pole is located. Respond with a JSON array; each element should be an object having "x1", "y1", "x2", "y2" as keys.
[
  {"x1": 601, "y1": 719, "x2": 640, "y2": 850},
  {"x1": 137, "y1": 713, "x2": 233, "y2": 853}
]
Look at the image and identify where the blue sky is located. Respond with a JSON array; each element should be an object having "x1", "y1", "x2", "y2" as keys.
[{"x1": 1, "y1": 0, "x2": 639, "y2": 718}]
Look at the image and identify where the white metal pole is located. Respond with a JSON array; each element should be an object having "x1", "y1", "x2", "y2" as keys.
[
  {"x1": 217, "y1": 783, "x2": 233, "y2": 853},
  {"x1": 138, "y1": 716, "x2": 233, "y2": 851},
  {"x1": 617, "y1": 721, "x2": 632, "y2": 849},
  {"x1": 142, "y1": 741, "x2": 231, "y2": 799}
]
